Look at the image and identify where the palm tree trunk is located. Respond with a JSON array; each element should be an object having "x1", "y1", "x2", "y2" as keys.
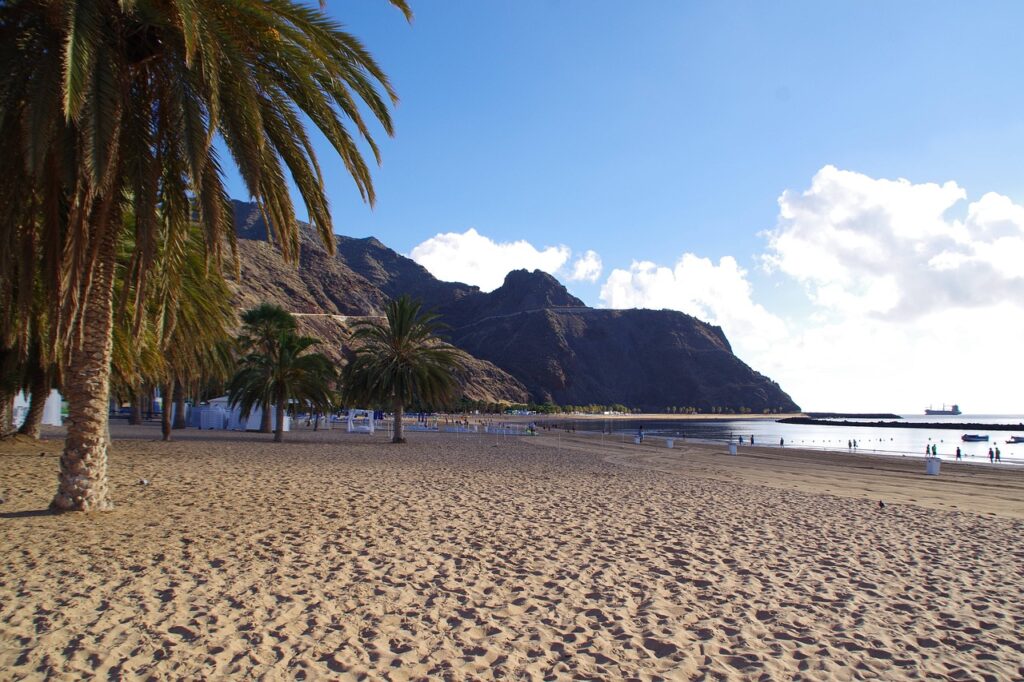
[
  {"x1": 274, "y1": 391, "x2": 286, "y2": 442},
  {"x1": 260, "y1": 399, "x2": 272, "y2": 433},
  {"x1": 52, "y1": 223, "x2": 119, "y2": 512},
  {"x1": 160, "y1": 381, "x2": 173, "y2": 441},
  {"x1": 0, "y1": 348, "x2": 17, "y2": 437},
  {"x1": 392, "y1": 399, "x2": 405, "y2": 443},
  {"x1": 17, "y1": 369, "x2": 50, "y2": 439},
  {"x1": 0, "y1": 392, "x2": 12, "y2": 437},
  {"x1": 128, "y1": 388, "x2": 142, "y2": 425},
  {"x1": 172, "y1": 380, "x2": 187, "y2": 429}
]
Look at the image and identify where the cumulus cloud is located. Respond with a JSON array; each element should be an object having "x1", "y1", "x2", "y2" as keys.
[
  {"x1": 599, "y1": 254, "x2": 788, "y2": 357},
  {"x1": 759, "y1": 167, "x2": 1024, "y2": 411},
  {"x1": 596, "y1": 167, "x2": 1024, "y2": 412},
  {"x1": 409, "y1": 228, "x2": 571, "y2": 291},
  {"x1": 762, "y1": 165, "x2": 1024, "y2": 319},
  {"x1": 568, "y1": 250, "x2": 603, "y2": 282}
]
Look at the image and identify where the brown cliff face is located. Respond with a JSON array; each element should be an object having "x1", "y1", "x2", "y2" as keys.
[
  {"x1": 227, "y1": 202, "x2": 799, "y2": 411},
  {"x1": 226, "y1": 203, "x2": 528, "y2": 405},
  {"x1": 445, "y1": 272, "x2": 796, "y2": 412}
]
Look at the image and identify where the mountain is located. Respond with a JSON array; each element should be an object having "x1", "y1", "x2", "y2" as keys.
[
  {"x1": 443, "y1": 271, "x2": 794, "y2": 412},
  {"x1": 227, "y1": 201, "x2": 799, "y2": 412}
]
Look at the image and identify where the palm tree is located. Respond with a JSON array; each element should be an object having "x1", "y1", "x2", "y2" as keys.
[
  {"x1": 343, "y1": 296, "x2": 466, "y2": 444},
  {"x1": 151, "y1": 226, "x2": 237, "y2": 441},
  {"x1": 0, "y1": 0, "x2": 409, "y2": 510},
  {"x1": 228, "y1": 325, "x2": 336, "y2": 442},
  {"x1": 236, "y1": 303, "x2": 297, "y2": 433}
]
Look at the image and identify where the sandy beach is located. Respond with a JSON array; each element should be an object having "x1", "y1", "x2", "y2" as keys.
[{"x1": 2, "y1": 425, "x2": 1023, "y2": 680}]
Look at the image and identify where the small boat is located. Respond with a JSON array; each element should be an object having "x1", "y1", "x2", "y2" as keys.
[
  {"x1": 961, "y1": 434, "x2": 989, "y2": 442},
  {"x1": 1006, "y1": 436, "x2": 1024, "y2": 444}
]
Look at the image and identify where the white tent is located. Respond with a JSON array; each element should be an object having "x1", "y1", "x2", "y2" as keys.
[
  {"x1": 11, "y1": 389, "x2": 63, "y2": 428},
  {"x1": 347, "y1": 409, "x2": 374, "y2": 434},
  {"x1": 192, "y1": 396, "x2": 289, "y2": 432},
  {"x1": 42, "y1": 390, "x2": 63, "y2": 425}
]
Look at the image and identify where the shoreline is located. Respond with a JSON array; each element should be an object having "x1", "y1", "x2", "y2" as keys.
[{"x1": 779, "y1": 416, "x2": 1024, "y2": 431}]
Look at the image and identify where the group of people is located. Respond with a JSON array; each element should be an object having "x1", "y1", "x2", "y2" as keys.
[{"x1": 947, "y1": 445, "x2": 1001, "y2": 462}]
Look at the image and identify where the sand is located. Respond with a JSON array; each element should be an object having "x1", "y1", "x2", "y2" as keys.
[{"x1": 2, "y1": 424, "x2": 1023, "y2": 680}]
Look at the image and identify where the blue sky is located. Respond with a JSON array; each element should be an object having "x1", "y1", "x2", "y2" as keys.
[{"x1": 225, "y1": 2, "x2": 1024, "y2": 413}]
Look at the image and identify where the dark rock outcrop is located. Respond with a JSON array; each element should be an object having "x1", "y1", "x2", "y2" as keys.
[{"x1": 227, "y1": 201, "x2": 799, "y2": 411}]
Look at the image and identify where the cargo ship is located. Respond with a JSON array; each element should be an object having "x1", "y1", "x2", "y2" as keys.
[{"x1": 925, "y1": 404, "x2": 961, "y2": 416}]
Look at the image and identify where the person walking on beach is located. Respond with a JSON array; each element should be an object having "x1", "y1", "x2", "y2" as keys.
[
  {"x1": 637, "y1": 425, "x2": 644, "y2": 443},
  {"x1": 750, "y1": 435, "x2": 755, "y2": 445},
  {"x1": 848, "y1": 440, "x2": 852, "y2": 450},
  {"x1": 989, "y1": 447, "x2": 994, "y2": 463},
  {"x1": 956, "y1": 446, "x2": 962, "y2": 461},
  {"x1": 995, "y1": 447, "x2": 1001, "y2": 462},
  {"x1": 780, "y1": 437, "x2": 785, "y2": 447},
  {"x1": 932, "y1": 444, "x2": 937, "y2": 457}
]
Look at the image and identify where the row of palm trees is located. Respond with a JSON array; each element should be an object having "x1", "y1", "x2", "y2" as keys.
[
  {"x1": 0, "y1": 0, "x2": 413, "y2": 510},
  {"x1": 225, "y1": 297, "x2": 464, "y2": 444},
  {"x1": 5, "y1": 290, "x2": 465, "y2": 447}
]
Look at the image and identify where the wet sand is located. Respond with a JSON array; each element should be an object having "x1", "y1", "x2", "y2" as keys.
[{"x1": 1, "y1": 425, "x2": 1022, "y2": 680}]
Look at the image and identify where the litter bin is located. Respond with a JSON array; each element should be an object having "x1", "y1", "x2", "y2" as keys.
[
  {"x1": 925, "y1": 457, "x2": 941, "y2": 476},
  {"x1": 666, "y1": 438, "x2": 674, "y2": 449},
  {"x1": 728, "y1": 442, "x2": 737, "y2": 456},
  {"x1": 634, "y1": 436, "x2": 641, "y2": 445}
]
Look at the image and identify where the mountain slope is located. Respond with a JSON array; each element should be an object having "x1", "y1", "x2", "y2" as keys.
[
  {"x1": 227, "y1": 201, "x2": 799, "y2": 411},
  {"x1": 227, "y1": 204, "x2": 528, "y2": 404}
]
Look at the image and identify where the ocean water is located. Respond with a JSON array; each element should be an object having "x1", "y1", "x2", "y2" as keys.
[{"x1": 556, "y1": 414, "x2": 1024, "y2": 465}]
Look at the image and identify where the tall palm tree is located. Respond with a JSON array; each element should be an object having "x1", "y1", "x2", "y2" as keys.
[
  {"x1": 236, "y1": 303, "x2": 297, "y2": 433},
  {"x1": 109, "y1": 218, "x2": 237, "y2": 441},
  {"x1": 228, "y1": 327, "x2": 336, "y2": 442},
  {"x1": 0, "y1": 0, "x2": 409, "y2": 510},
  {"x1": 343, "y1": 296, "x2": 466, "y2": 444},
  {"x1": 152, "y1": 225, "x2": 237, "y2": 441}
]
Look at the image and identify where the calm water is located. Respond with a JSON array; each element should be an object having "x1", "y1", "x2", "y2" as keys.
[{"x1": 548, "y1": 414, "x2": 1024, "y2": 464}]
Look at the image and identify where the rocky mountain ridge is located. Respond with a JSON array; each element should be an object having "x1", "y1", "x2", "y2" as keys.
[{"x1": 227, "y1": 201, "x2": 799, "y2": 412}]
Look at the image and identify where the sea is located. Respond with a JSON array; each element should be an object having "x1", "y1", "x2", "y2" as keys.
[{"x1": 551, "y1": 414, "x2": 1024, "y2": 465}]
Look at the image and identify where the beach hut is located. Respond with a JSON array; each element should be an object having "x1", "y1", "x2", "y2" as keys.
[
  {"x1": 347, "y1": 409, "x2": 375, "y2": 434},
  {"x1": 41, "y1": 390, "x2": 63, "y2": 426},
  {"x1": 196, "y1": 396, "x2": 290, "y2": 432},
  {"x1": 11, "y1": 389, "x2": 64, "y2": 427}
]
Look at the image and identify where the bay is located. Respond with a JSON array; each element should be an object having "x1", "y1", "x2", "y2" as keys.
[{"x1": 553, "y1": 414, "x2": 1024, "y2": 464}]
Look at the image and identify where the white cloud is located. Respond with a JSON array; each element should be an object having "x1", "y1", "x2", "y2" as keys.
[
  {"x1": 596, "y1": 167, "x2": 1024, "y2": 412},
  {"x1": 754, "y1": 167, "x2": 1024, "y2": 411},
  {"x1": 568, "y1": 250, "x2": 603, "y2": 282},
  {"x1": 409, "y1": 228, "x2": 571, "y2": 291},
  {"x1": 762, "y1": 165, "x2": 1024, "y2": 318},
  {"x1": 599, "y1": 254, "x2": 788, "y2": 357}
]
